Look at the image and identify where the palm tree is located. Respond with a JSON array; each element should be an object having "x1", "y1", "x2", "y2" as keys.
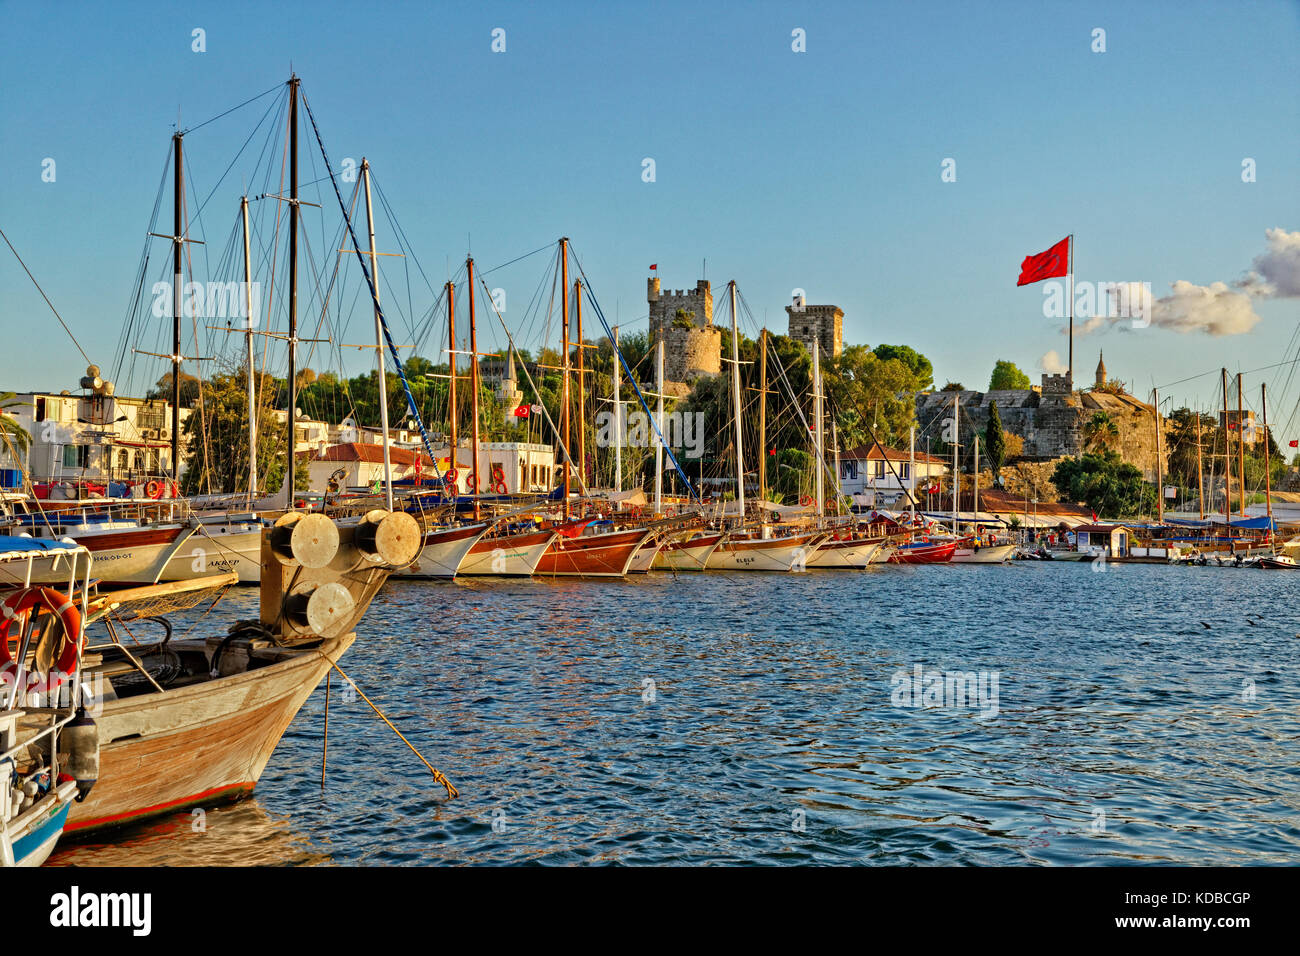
[
  {"x1": 1082, "y1": 411, "x2": 1120, "y2": 453},
  {"x1": 0, "y1": 392, "x2": 32, "y2": 459}
]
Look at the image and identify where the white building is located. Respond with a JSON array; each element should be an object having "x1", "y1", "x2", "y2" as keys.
[
  {"x1": 302, "y1": 438, "x2": 555, "y2": 494},
  {"x1": 1, "y1": 387, "x2": 189, "y2": 491},
  {"x1": 838, "y1": 441, "x2": 947, "y2": 507}
]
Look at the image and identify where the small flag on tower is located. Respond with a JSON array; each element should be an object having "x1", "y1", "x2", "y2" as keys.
[
  {"x1": 649, "y1": 264, "x2": 657, "y2": 271},
  {"x1": 513, "y1": 404, "x2": 530, "y2": 418}
]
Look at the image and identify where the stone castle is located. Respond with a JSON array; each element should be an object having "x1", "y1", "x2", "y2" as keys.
[
  {"x1": 648, "y1": 277, "x2": 722, "y2": 385},
  {"x1": 914, "y1": 353, "x2": 1168, "y2": 480},
  {"x1": 785, "y1": 299, "x2": 843, "y2": 359}
]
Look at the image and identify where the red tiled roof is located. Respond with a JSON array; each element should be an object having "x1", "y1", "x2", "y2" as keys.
[
  {"x1": 841, "y1": 441, "x2": 946, "y2": 464},
  {"x1": 299, "y1": 442, "x2": 431, "y2": 467}
]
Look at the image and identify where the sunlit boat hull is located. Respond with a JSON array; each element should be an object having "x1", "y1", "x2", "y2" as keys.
[
  {"x1": 458, "y1": 529, "x2": 557, "y2": 577},
  {"x1": 705, "y1": 532, "x2": 824, "y2": 572},
  {"x1": 888, "y1": 540, "x2": 957, "y2": 564},
  {"x1": 66, "y1": 633, "x2": 354, "y2": 837},
  {"x1": 951, "y1": 543, "x2": 1018, "y2": 564},
  {"x1": 390, "y1": 523, "x2": 489, "y2": 579},
  {"x1": 627, "y1": 536, "x2": 665, "y2": 573},
  {"x1": 535, "y1": 527, "x2": 652, "y2": 577},
  {"x1": 654, "y1": 532, "x2": 725, "y2": 571},
  {"x1": 806, "y1": 535, "x2": 885, "y2": 568}
]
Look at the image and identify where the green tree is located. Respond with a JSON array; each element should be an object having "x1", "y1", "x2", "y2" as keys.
[
  {"x1": 940, "y1": 381, "x2": 964, "y2": 392},
  {"x1": 1082, "y1": 411, "x2": 1120, "y2": 453},
  {"x1": 180, "y1": 368, "x2": 304, "y2": 495},
  {"x1": 984, "y1": 399, "x2": 1006, "y2": 484},
  {"x1": 1051, "y1": 451, "x2": 1156, "y2": 518},
  {"x1": 988, "y1": 360, "x2": 1031, "y2": 391},
  {"x1": 824, "y1": 344, "x2": 920, "y2": 449},
  {"x1": 872, "y1": 344, "x2": 934, "y2": 390},
  {"x1": 0, "y1": 392, "x2": 32, "y2": 457},
  {"x1": 772, "y1": 448, "x2": 812, "y2": 502}
]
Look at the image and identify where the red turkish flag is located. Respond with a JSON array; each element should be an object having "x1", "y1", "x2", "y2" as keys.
[
  {"x1": 1289, "y1": 439, "x2": 1297, "y2": 448},
  {"x1": 649, "y1": 264, "x2": 657, "y2": 270},
  {"x1": 1016, "y1": 237, "x2": 1070, "y2": 286},
  {"x1": 513, "y1": 404, "x2": 530, "y2": 418}
]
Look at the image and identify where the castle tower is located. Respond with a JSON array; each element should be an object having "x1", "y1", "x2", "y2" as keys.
[
  {"x1": 1095, "y1": 351, "x2": 1107, "y2": 388},
  {"x1": 648, "y1": 277, "x2": 713, "y2": 337},
  {"x1": 646, "y1": 274, "x2": 720, "y2": 384},
  {"x1": 785, "y1": 299, "x2": 843, "y2": 358}
]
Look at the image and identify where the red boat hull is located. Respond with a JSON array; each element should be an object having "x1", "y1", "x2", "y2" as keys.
[
  {"x1": 535, "y1": 527, "x2": 651, "y2": 577},
  {"x1": 888, "y1": 540, "x2": 957, "y2": 564}
]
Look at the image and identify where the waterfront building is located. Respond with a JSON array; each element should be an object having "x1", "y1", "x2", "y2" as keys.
[{"x1": 838, "y1": 441, "x2": 947, "y2": 506}]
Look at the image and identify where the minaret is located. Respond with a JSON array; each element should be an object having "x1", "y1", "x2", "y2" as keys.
[{"x1": 1095, "y1": 351, "x2": 1107, "y2": 388}]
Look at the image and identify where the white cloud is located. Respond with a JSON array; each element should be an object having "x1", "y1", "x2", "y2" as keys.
[
  {"x1": 1236, "y1": 227, "x2": 1300, "y2": 298},
  {"x1": 1038, "y1": 350, "x2": 1067, "y2": 374},
  {"x1": 1150, "y1": 280, "x2": 1260, "y2": 336}
]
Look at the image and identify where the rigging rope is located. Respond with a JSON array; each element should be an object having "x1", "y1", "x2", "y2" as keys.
[{"x1": 299, "y1": 93, "x2": 443, "y2": 482}]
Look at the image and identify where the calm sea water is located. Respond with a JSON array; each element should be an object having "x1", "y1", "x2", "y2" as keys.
[{"x1": 49, "y1": 562, "x2": 1300, "y2": 866}]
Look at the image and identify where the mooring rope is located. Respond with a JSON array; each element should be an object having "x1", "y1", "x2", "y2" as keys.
[{"x1": 319, "y1": 653, "x2": 458, "y2": 799}]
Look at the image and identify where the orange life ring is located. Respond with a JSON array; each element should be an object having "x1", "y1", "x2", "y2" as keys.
[
  {"x1": 445, "y1": 468, "x2": 458, "y2": 483},
  {"x1": 800, "y1": 495, "x2": 814, "y2": 507},
  {"x1": 0, "y1": 587, "x2": 82, "y2": 696},
  {"x1": 494, "y1": 480, "x2": 507, "y2": 495},
  {"x1": 465, "y1": 472, "x2": 476, "y2": 491},
  {"x1": 145, "y1": 480, "x2": 162, "y2": 499}
]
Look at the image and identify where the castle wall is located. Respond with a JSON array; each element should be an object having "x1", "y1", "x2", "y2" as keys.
[
  {"x1": 661, "y1": 326, "x2": 721, "y2": 381},
  {"x1": 915, "y1": 389, "x2": 1168, "y2": 481}
]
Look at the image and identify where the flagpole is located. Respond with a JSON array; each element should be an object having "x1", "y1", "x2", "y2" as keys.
[{"x1": 1068, "y1": 233, "x2": 1074, "y2": 389}]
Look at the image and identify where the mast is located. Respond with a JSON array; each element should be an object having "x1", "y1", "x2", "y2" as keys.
[
  {"x1": 758, "y1": 328, "x2": 768, "y2": 503},
  {"x1": 1067, "y1": 233, "x2": 1075, "y2": 387},
  {"x1": 1262, "y1": 383, "x2": 1273, "y2": 531},
  {"x1": 468, "y1": 256, "x2": 481, "y2": 519},
  {"x1": 446, "y1": 280, "x2": 457, "y2": 491},
  {"x1": 362, "y1": 159, "x2": 393, "y2": 510},
  {"x1": 1195, "y1": 408, "x2": 1204, "y2": 520},
  {"x1": 1152, "y1": 387, "x2": 1163, "y2": 522},
  {"x1": 1237, "y1": 372, "x2": 1246, "y2": 517},
  {"x1": 1220, "y1": 368, "x2": 1230, "y2": 519},
  {"x1": 286, "y1": 75, "x2": 300, "y2": 506},
  {"x1": 170, "y1": 132, "x2": 183, "y2": 480},
  {"x1": 575, "y1": 279, "x2": 586, "y2": 491},
  {"x1": 832, "y1": 420, "x2": 841, "y2": 516},
  {"x1": 241, "y1": 195, "x2": 257, "y2": 500},
  {"x1": 909, "y1": 424, "x2": 916, "y2": 519},
  {"x1": 560, "y1": 238, "x2": 570, "y2": 518},
  {"x1": 613, "y1": 325, "x2": 622, "y2": 494},
  {"x1": 813, "y1": 339, "x2": 824, "y2": 520},
  {"x1": 951, "y1": 392, "x2": 959, "y2": 534},
  {"x1": 654, "y1": 335, "x2": 664, "y2": 515},
  {"x1": 973, "y1": 434, "x2": 979, "y2": 524},
  {"x1": 728, "y1": 280, "x2": 745, "y2": 524}
]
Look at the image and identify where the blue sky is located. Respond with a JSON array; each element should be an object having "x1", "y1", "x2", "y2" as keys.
[{"x1": 1, "y1": 1, "x2": 1297, "y2": 427}]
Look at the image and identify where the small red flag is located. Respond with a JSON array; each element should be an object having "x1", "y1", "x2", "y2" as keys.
[
  {"x1": 513, "y1": 404, "x2": 530, "y2": 418},
  {"x1": 649, "y1": 264, "x2": 657, "y2": 270},
  {"x1": 1289, "y1": 439, "x2": 1298, "y2": 448},
  {"x1": 1017, "y1": 236, "x2": 1070, "y2": 286}
]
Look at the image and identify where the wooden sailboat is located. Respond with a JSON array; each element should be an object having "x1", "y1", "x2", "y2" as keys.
[
  {"x1": 705, "y1": 283, "x2": 825, "y2": 571},
  {"x1": 533, "y1": 240, "x2": 652, "y2": 576},
  {"x1": 60, "y1": 78, "x2": 428, "y2": 834}
]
